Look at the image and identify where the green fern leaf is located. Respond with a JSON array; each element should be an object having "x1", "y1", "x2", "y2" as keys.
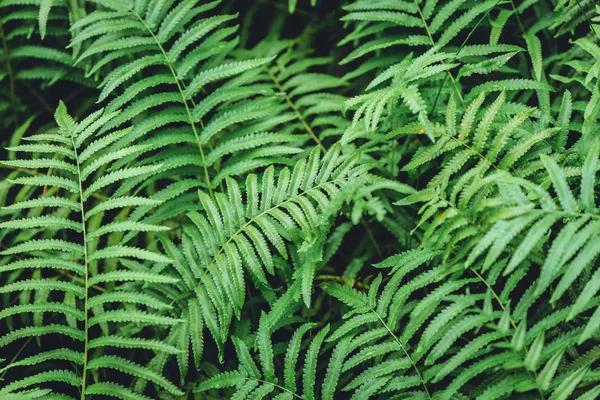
[
  {"x1": 86, "y1": 356, "x2": 184, "y2": 396},
  {"x1": 303, "y1": 325, "x2": 330, "y2": 400}
]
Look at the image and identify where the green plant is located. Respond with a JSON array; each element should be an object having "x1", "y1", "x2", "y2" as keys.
[{"x1": 1, "y1": 0, "x2": 600, "y2": 399}]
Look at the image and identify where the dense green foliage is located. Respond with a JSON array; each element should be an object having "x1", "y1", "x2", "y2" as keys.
[{"x1": 1, "y1": 0, "x2": 600, "y2": 398}]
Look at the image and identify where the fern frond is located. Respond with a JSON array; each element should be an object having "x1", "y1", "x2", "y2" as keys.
[
  {"x1": 184, "y1": 145, "x2": 362, "y2": 314},
  {"x1": 69, "y1": 0, "x2": 298, "y2": 200},
  {"x1": 0, "y1": 103, "x2": 178, "y2": 398}
]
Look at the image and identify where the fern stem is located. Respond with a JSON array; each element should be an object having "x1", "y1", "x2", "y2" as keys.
[
  {"x1": 508, "y1": 0, "x2": 527, "y2": 37},
  {"x1": 361, "y1": 217, "x2": 383, "y2": 260},
  {"x1": 573, "y1": 0, "x2": 600, "y2": 38},
  {"x1": 369, "y1": 306, "x2": 432, "y2": 399},
  {"x1": 22, "y1": 80, "x2": 55, "y2": 116},
  {"x1": 0, "y1": 18, "x2": 18, "y2": 129},
  {"x1": 254, "y1": 378, "x2": 304, "y2": 399},
  {"x1": 70, "y1": 136, "x2": 90, "y2": 400},
  {"x1": 467, "y1": 267, "x2": 545, "y2": 400},
  {"x1": 431, "y1": 0, "x2": 502, "y2": 114},
  {"x1": 0, "y1": 337, "x2": 32, "y2": 380},
  {"x1": 412, "y1": 0, "x2": 465, "y2": 107},
  {"x1": 447, "y1": 134, "x2": 499, "y2": 171},
  {"x1": 131, "y1": 10, "x2": 215, "y2": 200},
  {"x1": 264, "y1": 67, "x2": 326, "y2": 153},
  {"x1": 42, "y1": 154, "x2": 59, "y2": 196}
]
